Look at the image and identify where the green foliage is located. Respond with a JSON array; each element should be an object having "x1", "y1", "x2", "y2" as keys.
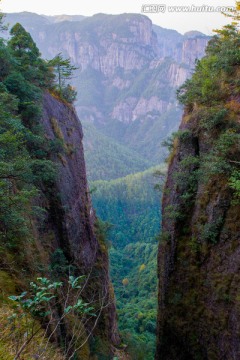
[
  {"x1": 91, "y1": 166, "x2": 163, "y2": 249},
  {"x1": 110, "y1": 242, "x2": 158, "y2": 360},
  {"x1": 9, "y1": 277, "x2": 62, "y2": 317},
  {"x1": 0, "y1": 39, "x2": 13, "y2": 80},
  {"x1": 8, "y1": 23, "x2": 53, "y2": 87},
  {"x1": 61, "y1": 84, "x2": 77, "y2": 103},
  {"x1": 177, "y1": 55, "x2": 224, "y2": 107},
  {"x1": 48, "y1": 53, "x2": 77, "y2": 102},
  {"x1": 4, "y1": 71, "x2": 41, "y2": 105},
  {"x1": 83, "y1": 121, "x2": 151, "y2": 181},
  {"x1": 229, "y1": 169, "x2": 240, "y2": 196},
  {"x1": 95, "y1": 218, "x2": 113, "y2": 248},
  {"x1": 9, "y1": 276, "x2": 94, "y2": 317},
  {"x1": 9, "y1": 22, "x2": 40, "y2": 57},
  {"x1": 8, "y1": 276, "x2": 95, "y2": 359},
  {"x1": 162, "y1": 129, "x2": 191, "y2": 152},
  {"x1": 199, "y1": 106, "x2": 228, "y2": 131},
  {"x1": 174, "y1": 154, "x2": 199, "y2": 204},
  {"x1": 198, "y1": 131, "x2": 240, "y2": 184},
  {"x1": 0, "y1": 24, "x2": 64, "y2": 260},
  {"x1": 91, "y1": 166, "x2": 165, "y2": 359},
  {"x1": 50, "y1": 248, "x2": 69, "y2": 276},
  {"x1": 201, "y1": 217, "x2": 224, "y2": 244},
  {"x1": 0, "y1": 90, "x2": 38, "y2": 245},
  {"x1": 177, "y1": 22, "x2": 240, "y2": 109}
]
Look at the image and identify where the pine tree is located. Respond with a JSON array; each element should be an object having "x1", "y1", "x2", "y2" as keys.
[
  {"x1": 48, "y1": 53, "x2": 77, "y2": 101},
  {"x1": 8, "y1": 23, "x2": 53, "y2": 87}
]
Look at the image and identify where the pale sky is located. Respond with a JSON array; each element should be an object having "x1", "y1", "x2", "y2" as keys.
[{"x1": 1, "y1": 0, "x2": 237, "y2": 34}]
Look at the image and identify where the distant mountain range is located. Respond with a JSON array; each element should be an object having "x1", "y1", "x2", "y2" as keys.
[{"x1": 4, "y1": 12, "x2": 210, "y2": 179}]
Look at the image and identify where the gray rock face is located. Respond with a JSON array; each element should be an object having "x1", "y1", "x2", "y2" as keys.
[
  {"x1": 156, "y1": 101, "x2": 240, "y2": 360},
  {"x1": 181, "y1": 37, "x2": 210, "y2": 66},
  {"x1": 41, "y1": 92, "x2": 120, "y2": 352},
  {"x1": 42, "y1": 93, "x2": 95, "y2": 266}
]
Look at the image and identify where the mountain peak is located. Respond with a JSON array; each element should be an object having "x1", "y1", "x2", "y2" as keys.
[{"x1": 184, "y1": 30, "x2": 208, "y2": 38}]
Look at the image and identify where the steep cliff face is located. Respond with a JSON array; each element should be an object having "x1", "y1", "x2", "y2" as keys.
[
  {"x1": 40, "y1": 92, "x2": 120, "y2": 356},
  {"x1": 41, "y1": 92, "x2": 97, "y2": 268},
  {"x1": 181, "y1": 36, "x2": 210, "y2": 66},
  {"x1": 156, "y1": 26, "x2": 240, "y2": 359},
  {"x1": 156, "y1": 106, "x2": 240, "y2": 360},
  {"x1": 153, "y1": 26, "x2": 210, "y2": 65},
  {"x1": 18, "y1": 13, "x2": 158, "y2": 75},
  {"x1": 0, "y1": 91, "x2": 120, "y2": 359}
]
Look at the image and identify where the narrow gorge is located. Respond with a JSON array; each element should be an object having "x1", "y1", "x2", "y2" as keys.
[{"x1": 1, "y1": 4, "x2": 240, "y2": 360}]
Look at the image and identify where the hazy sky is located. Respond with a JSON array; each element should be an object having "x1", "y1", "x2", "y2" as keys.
[{"x1": 1, "y1": 0, "x2": 237, "y2": 34}]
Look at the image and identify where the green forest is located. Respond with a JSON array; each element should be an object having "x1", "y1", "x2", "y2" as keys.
[
  {"x1": 0, "y1": 19, "x2": 77, "y2": 254},
  {"x1": 0, "y1": 22, "x2": 55, "y2": 253},
  {"x1": 82, "y1": 121, "x2": 151, "y2": 181},
  {"x1": 91, "y1": 166, "x2": 166, "y2": 359}
]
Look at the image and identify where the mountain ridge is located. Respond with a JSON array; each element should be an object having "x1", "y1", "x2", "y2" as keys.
[{"x1": 4, "y1": 11, "x2": 210, "y2": 168}]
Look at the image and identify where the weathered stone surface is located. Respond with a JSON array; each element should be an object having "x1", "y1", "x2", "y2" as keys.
[
  {"x1": 156, "y1": 103, "x2": 240, "y2": 360},
  {"x1": 41, "y1": 92, "x2": 120, "y2": 353}
]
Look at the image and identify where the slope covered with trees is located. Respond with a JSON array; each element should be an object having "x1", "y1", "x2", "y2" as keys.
[
  {"x1": 91, "y1": 166, "x2": 166, "y2": 359},
  {"x1": 83, "y1": 122, "x2": 152, "y2": 181}
]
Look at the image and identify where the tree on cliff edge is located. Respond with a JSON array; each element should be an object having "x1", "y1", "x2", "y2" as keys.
[{"x1": 48, "y1": 53, "x2": 77, "y2": 102}]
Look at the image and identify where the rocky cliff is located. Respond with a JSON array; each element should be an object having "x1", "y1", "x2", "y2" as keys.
[
  {"x1": 156, "y1": 26, "x2": 240, "y2": 360},
  {"x1": 0, "y1": 91, "x2": 120, "y2": 359},
  {"x1": 42, "y1": 92, "x2": 120, "y2": 357},
  {"x1": 156, "y1": 108, "x2": 240, "y2": 360}
]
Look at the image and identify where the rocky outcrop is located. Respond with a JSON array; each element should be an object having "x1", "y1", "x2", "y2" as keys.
[
  {"x1": 21, "y1": 14, "x2": 158, "y2": 77},
  {"x1": 0, "y1": 88, "x2": 120, "y2": 358},
  {"x1": 167, "y1": 63, "x2": 189, "y2": 88},
  {"x1": 111, "y1": 95, "x2": 172, "y2": 123},
  {"x1": 39, "y1": 92, "x2": 120, "y2": 357},
  {"x1": 181, "y1": 36, "x2": 210, "y2": 67},
  {"x1": 156, "y1": 102, "x2": 240, "y2": 359},
  {"x1": 42, "y1": 93, "x2": 97, "y2": 268}
]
